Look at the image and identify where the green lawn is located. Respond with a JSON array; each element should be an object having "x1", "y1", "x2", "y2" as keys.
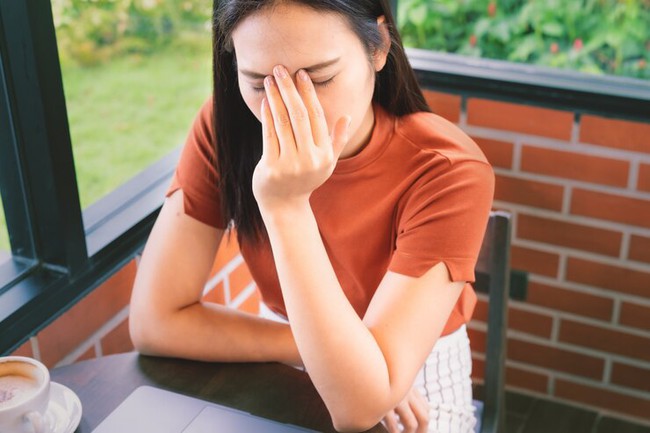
[{"x1": 0, "y1": 34, "x2": 212, "y2": 253}]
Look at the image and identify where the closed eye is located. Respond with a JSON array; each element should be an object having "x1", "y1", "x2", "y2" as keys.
[{"x1": 252, "y1": 76, "x2": 336, "y2": 94}]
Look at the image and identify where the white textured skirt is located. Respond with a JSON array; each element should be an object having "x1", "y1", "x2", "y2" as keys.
[
  {"x1": 259, "y1": 303, "x2": 478, "y2": 433},
  {"x1": 412, "y1": 324, "x2": 477, "y2": 432}
]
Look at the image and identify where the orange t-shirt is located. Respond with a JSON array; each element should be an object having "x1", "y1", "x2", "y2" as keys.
[{"x1": 168, "y1": 98, "x2": 495, "y2": 335}]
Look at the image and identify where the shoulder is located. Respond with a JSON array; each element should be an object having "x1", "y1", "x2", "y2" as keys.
[{"x1": 394, "y1": 110, "x2": 488, "y2": 166}]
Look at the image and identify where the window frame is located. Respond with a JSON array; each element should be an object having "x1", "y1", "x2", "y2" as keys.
[{"x1": 0, "y1": 0, "x2": 648, "y2": 355}]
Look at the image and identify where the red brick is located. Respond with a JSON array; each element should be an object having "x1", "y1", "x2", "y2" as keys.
[
  {"x1": 521, "y1": 146, "x2": 630, "y2": 187},
  {"x1": 508, "y1": 306, "x2": 553, "y2": 339},
  {"x1": 229, "y1": 262, "x2": 254, "y2": 301},
  {"x1": 472, "y1": 137, "x2": 514, "y2": 169},
  {"x1": 468, "y1": 327, "x2": 487, "y2": 354},
  {"x1": 511, "y1": 245, "x2": 560, "y2": 277},
  {"x1": 507, "y1": 338, "x2": 605, "y2": 380},
  {"x1": 505, "y1": 365, "x2": 549, "y2": 393},
  {"x1": 629, "y1": 235, "x2": 650, "y2": 264},
  {"x1": 423, "y1": 90, "x2": 461, "y2": 123},
  {"x1": 527, "y1": 282, "x2": 614, "y2": 321},
  {"x1": 571, "y1": 188, "x2": 650, "y2": 229},
  {"x1": 566, "y1": 257, "x2": 650, "y2": 299},
  {"x1": 467, "y1": 99, "x2": 574, "y2": 140},
  {"x1": 639, "y1": 164, "x2": 650, "y2": 193},
  {"x1": 10, "y1": 340, "x2": 33, "y2": 358},
  {"x1": 580, "y1": 115, "x2": 650, "y2": 155},
  {"x1": 495, "y1": 175, "x2": 564, "y2": 210},
  {"x1": 203, "y1": 281, "x2": 226, "y2": 305},
  {"x1": 238, "y1": 289, "x2": 261, "y2": 315},
  {"x1": 470, "y1": 300, "x2": 551, "y2": 338},
  {"x1": 211, "y1": 233, "x2": 241, "y2": 276},
  {"x1": 555, "y1": 379, "x2": 650, "y2": 420},
  {"x1": 472, "y1": 357, "x2": 485, "y2": 381},
  {"x1": 517, "y1": 214, "x2": 622, "y2": 257},
  {"x1": 75, "y1": 347, "x2": 96, "y2": 363},
  {"x1": 619, "y1": 302, "x2": 650, "y2": 332},
  {"x1": 101, "y1": 319, "x2": 134, "y2": 356},
  {"x1": 559, "y1": 319, "x2": 650, "y2": 362},
  {"x1": 37, "y1": 261, "x2": 136, "y2": 367},
  {"x1": 611, "y1": 362, "x2": 650, "y2": 393}
]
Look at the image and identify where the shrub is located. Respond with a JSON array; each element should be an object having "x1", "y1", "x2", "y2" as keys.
[
  {"x1": 398, "y1": 0, "x2": 650, "y2": 80},
  {"x1": 52, "y1": 0, "x2": 211, "y2": 66}
]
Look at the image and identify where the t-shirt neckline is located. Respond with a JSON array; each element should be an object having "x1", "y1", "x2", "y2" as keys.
[{"x1": 333, "y1": 102, "x2": 395, "y2": 175}]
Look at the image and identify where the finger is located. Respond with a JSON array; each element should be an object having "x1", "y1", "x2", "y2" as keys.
[
  {"x1": 409, "y1": 390, "x2": 429, "y2": 433},
  {"x1": 395, "y1": 400, "x2": 418, "y2": 433},
  {"x1": 296, "y1": 69, "x2": 329, "y2": 146},
  {"x1": 264, "y1": 75, "x2": 298, "y2": 155},
  {"x1": 330, "y1": 115, "x2": 351, "y2": 159},
  {"x1": 260, "y1": 97, "x2": 280, "y2": 160},
  {"x1": 382, "y1": 410, "x2": 400, "y2": 433},
  {"x1": 272, "y1": 65, "x2": 314, "y2": 151}
]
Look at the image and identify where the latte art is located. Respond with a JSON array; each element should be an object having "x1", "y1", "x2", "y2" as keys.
[{"x1": 0, "y1": 375, "x2": 40, "y2": 408}]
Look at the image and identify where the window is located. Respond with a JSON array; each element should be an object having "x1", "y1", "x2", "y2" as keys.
[
  {"x1": 52, "y1": 0, "x2": 212, "y2": 209},
  {"x1": 398, "y1": 0, "x2": 650, "y2": 81},
  {"x1": 0, "y1": 196, "x2": 8, "y2": 263}
]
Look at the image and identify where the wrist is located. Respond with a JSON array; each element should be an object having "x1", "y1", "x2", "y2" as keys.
[{"x1": 258, "y1": 196, "x2": 313, "y2": 224}]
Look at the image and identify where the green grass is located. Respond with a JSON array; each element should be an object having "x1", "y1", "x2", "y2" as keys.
[{"x1": 0, "y1": 34, "x2": 212, "y2": 254}]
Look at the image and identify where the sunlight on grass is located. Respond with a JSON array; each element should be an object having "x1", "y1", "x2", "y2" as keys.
[
  {"x1": 63, "y1": 34, "x2": 212, "y2": 209},
  {"x1": 0, "y1": 35, "x2": 212, "y2": 253}
]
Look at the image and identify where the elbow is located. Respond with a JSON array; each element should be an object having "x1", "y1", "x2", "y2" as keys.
[
  {"x1": 330, "y1": 409, "x2": 384, "y2": 433},
  {"x1": 128, "y1": 306, "x2": 162, "y2": 356}
]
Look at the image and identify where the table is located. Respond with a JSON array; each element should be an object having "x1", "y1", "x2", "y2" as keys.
[{"x1": 51, "y1": 352, "x2": 387, "y2": 433}]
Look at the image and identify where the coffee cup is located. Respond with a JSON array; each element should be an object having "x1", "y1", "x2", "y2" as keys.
[{"x1": 0, "y1": 356, "x2": 51, "y2": 433}]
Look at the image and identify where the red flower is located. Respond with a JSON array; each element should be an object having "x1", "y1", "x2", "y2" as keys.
[
  {"x1": 488, "y1": 2, "x2": 497, "y2": 17},
  {"x1": 470, "y1": 34, "x2": 477, "y2": 47},
  {"x1": 550, "y1": 42, "x2": 559, "y2": 54},
  {"x1": 639, "y1": 59, "x2": 647, "y2": 70},
  {"x1": 573, "y1": 38, "x2": 583, "y2": 51}
]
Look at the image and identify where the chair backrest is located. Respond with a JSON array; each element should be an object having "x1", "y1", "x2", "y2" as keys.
[{"x1": 473, "y1": 211, "x2": 512, "y2": 433}]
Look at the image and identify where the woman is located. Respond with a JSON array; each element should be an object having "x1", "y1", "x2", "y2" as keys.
[{"x1": 129, "y1": 1, "x2": 494, "y2": 432}]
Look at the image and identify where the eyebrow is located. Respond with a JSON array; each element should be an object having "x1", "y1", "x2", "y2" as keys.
[{"x1": 239, "y1": 57, "x2": 341, "y2": 79}]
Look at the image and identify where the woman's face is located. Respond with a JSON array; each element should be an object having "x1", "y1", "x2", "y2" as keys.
[{"x1": 231, "y1": 2, "x2": 387, "y2": 158}]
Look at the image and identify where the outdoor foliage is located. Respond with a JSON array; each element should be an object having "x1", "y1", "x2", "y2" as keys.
[
  {"x1": 52, "y1": 0, "x2": 211, "y2": 66},
  {"x1": 398, "y1": 0, "x2": 650, "y2": 80}
]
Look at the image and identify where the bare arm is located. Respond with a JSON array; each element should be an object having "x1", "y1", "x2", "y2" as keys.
[
  {"x1": 129, "y1": 189, "x2": 301, "y2": 366},
  {"x1": 254, "y1": 67, "x2": 465, "y2": 432}
]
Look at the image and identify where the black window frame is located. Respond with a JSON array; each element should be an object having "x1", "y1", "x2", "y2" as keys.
[{"x1": 1, "y1": 0, "x2": 649, "y2": 355}]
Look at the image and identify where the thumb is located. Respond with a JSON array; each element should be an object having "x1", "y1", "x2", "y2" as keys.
[{"x1": 331, "y1": 115, "x2": 352, "y2": 159}]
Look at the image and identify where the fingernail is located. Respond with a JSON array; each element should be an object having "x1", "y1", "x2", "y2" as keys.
[
  {"x1": 274, "y1": 65, "x2": 287, "y2": 79},
  {"x1": 265, "y1": 76, "x2": 275, "y2": 88},
  {"x1": 298, "y1": 69, "x2": 310, "y2": 82}
]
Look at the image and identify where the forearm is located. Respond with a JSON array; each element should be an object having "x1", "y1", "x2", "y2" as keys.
[
  {"x1": 262, "y1": 202, "x2": 394, "y2": 429},
  {"x1": 130, "y1": 300, "x2": 302, "y2": 366}
]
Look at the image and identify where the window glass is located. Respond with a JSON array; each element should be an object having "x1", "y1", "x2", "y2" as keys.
[
  {"x1": 398, "y1": 0, "x2": 650, "y2": 80},
  {"x1": 52, "y1": 0, "x2": 213, "y2": 209}
]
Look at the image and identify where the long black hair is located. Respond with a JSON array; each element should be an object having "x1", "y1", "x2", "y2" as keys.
[{"x1": 212, "y1": 0, "x2": 430, "y2": 243}]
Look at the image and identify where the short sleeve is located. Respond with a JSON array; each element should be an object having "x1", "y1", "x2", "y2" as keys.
[
  {"x1": 389, "y1": 160, "x2": 495, "y2": 281},
  {"x1": 166, "y1": 97, "x2": 228, "y2": 229}
]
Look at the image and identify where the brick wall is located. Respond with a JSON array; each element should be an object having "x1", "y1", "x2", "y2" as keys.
[
  {"x1": 423, "y1": 90, "x2": 650, "y2": 424},
  {"x1": 13, "y1": 90, "x2": 650, "y2": 425},
  {"x1": 10, "y1": 235, "x2": 259, "y2": 368}
]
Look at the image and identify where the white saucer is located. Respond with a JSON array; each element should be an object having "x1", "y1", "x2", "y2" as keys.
[{"x1": 45, "y1": 382, "x2": 82, "y2": 433}]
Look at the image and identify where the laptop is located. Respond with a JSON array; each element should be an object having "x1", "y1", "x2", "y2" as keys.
[{"x1": 91, "y1": 386, "x2": 319, "y2": 433}]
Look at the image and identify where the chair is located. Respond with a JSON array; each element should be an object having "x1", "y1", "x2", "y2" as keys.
[{"x1": 472, "y1": 211, "x2": 512, "y2": 433}]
